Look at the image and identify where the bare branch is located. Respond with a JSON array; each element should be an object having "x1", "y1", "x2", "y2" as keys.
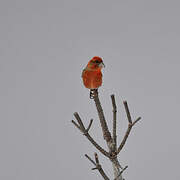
[
  {"x1": 111, "y1": 94, "x2": 117, "y2": 149},
  {"x1": 73, "y1": 112, "x2": 86, "y2": 130},
  {"x1": 85, "y1": 153, "x2": 110, "y2": 180},
  {"x1": 93, "y1": 90, "x2": 112, "y2": 143},
  {"x1": 132, "y1": 117, "x2": 141, "y2": 126},
  {"x1": 85, "y1": 154, "x2": 96, "y2": 166},
  {"x1": 123, "y1": 101, "x2": 132, "y2": 124},
  {"x1": 86, "y1": 119, "x2": 93, "y2": 132},
  {"x1": 71, "y1": 120, "x2": 82, "y2": 132},
  {"x1": 117, "y1": 124, "x2": 132, "y2": 154}
]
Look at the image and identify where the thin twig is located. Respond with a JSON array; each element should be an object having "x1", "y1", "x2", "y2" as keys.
[
  {"x1": 132, "y1": 117, "x2": 141, "y2": 126},
  {"x1": 117, "y1": 117, "x2": 141, "y2": 154},
  {"x1": 111, "y1": 94, "x2": 117, "y2": 149},
  {"x1": 123, "y1": 101, "x2": 132, "y2": 124},
  {"x1": 114, "y1": 166, "x2": 128, "y2": 180},
  {"x1": 85, "y1": 153, "x2": 110, "y2": 180},
  {"x1": 117, "y1": 124, "x2": 132, "y2": 154},
  {"x1": 117, "y1": 101, "x2": 141, "y2": 154},
  {"x1": 85, "y1": 154, "x2": 96, "y2": 166},
  {"x1": 86, "y1": 119, "x2": 93, "y2": 132},
  {"x1": 73, "y1": 112, "x2": 86, "y2": 130},
  {"x1": 71, "y1": 120, "x2": 82, "y2": 132}
]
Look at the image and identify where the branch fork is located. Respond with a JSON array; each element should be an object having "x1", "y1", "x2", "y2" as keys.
[
  {"x1": 72, "y1": 112, "x2": 110, "y2": 158},
  {"x1": 72, "y1": 113, "x2": 93, "y2": 135}
]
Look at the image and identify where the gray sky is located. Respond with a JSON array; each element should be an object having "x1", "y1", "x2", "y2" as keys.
[{"x1": 0, "y1": 0, "x2": 180, "y2": 179}]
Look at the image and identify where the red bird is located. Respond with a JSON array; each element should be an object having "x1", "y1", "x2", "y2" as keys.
[{"x1": 82, "y1": 56, "x2": 105, "y2": 98}]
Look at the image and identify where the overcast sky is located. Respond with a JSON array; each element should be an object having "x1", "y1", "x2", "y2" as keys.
[{"x1": 0, "y1": 0, "x2": 180, "y2": 179}]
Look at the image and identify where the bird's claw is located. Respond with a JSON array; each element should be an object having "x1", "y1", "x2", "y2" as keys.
[{"x1": 90, "y1": 89, "x2": 98, "y2": 99}]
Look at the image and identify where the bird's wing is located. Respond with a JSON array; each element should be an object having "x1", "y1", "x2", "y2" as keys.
[{"x1": 94, "y1": 71, "x2": 102, "y2": 83}]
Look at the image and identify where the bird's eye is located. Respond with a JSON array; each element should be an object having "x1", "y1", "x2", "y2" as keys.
[{"x1": 95, "y1": 60, "x2": 99, "y2": 63}]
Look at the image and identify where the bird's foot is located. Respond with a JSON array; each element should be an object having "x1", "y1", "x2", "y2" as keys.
[{"x1": 90, "y1": 89, "x2": 98, "y2": 99}]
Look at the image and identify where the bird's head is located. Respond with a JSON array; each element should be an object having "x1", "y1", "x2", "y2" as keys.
[{"x1": 87, "y1": 56, "x2": 105, "y2": 70}]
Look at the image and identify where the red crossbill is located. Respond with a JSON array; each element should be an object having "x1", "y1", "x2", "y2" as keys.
[{"x1": 82, "y1": 56, "x2": 105, "y2": 98}]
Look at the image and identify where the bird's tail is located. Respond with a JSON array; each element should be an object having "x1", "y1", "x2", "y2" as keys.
[{"x1": 90, "y1": 89, "x2": 98, "y2": 99}]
